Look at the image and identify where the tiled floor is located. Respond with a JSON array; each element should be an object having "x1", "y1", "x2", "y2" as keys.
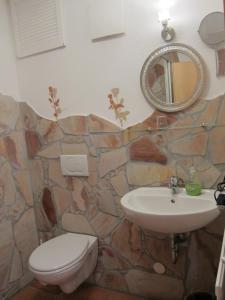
[{"x1": 11, "y1": 281, "x2": 145, "y2": 300}]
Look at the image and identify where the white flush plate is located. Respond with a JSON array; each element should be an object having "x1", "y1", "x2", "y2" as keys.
[{"x1": 60, "y1": 155, "x2": 89, "y2": 176}]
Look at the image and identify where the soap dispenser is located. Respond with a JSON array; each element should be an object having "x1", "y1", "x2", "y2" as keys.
[{"x1": 185, "y1": 167, "x2": 202, "y2": 196}]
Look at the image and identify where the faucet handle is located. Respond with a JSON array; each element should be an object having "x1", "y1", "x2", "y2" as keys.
[{"x1": 169, "y1": 176, "x2": 185, "y2": 188}]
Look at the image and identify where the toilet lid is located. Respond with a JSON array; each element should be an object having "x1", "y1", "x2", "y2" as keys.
[{"x1": 29, "y1": 233, "x2": 89, "y2": 272}]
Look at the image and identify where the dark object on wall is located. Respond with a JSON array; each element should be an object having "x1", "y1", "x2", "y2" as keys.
[
  {"x1": 214, "y1": 176, "x2": 225, "y2": 205},
  {"x1": 42, "y1": 187, "x2": 57, "y2": 226},
  {"x1": 185, "y1": 292, "x2": 216, "y2": 300}
]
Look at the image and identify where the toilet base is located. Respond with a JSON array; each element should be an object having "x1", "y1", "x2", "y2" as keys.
[{"x1": 59, "y1": 245, "x2": 98, "y2": 294}]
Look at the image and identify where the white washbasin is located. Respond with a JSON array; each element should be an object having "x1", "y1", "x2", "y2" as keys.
[{"x1": 121, "y1": 187, "x2": 220, "y2": 234}]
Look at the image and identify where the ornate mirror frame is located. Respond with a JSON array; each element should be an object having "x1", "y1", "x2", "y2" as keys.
[{"x1": 140, "y1": 43, "x2": 205, "y2": 112}]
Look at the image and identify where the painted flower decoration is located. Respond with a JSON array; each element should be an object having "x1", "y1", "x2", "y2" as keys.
[
  {"x1": 108, "y1": 88, "x2": 130, "y2": 127},
  {"x1": 48, "y1": 86, "x2": 62, "y2": 120}
]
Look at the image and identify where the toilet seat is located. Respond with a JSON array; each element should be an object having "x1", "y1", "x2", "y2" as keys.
[{"x1": 29, "y1": 233, "x2": 89, "y2": 273}]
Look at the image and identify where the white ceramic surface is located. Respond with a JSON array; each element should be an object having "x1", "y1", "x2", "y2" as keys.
[
  {"x1": 29, "y1": 233, "x2": 98, "y2": 294},
  {"x1": 121, "y1": 187, "x2": 220, "y2": 233}
]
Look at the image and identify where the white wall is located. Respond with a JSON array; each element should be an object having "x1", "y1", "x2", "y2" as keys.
[
  {"x1": 0, "y1": 0, "x2": 20, "y2": 100},
  {"x1": 14, "y1": 0, "x2": 225, "y2": 127}
]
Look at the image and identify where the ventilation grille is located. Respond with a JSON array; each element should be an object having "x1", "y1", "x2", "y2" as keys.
[{"x1": 10, "y1": 0, "x2": 65, "y2": 58}]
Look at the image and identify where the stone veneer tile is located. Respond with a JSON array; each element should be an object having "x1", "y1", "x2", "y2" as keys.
[
  {"x1": 142, "y1": 110, "x2": 177, "y2": 130},
  {"x1": 14, "y1": 209, "x2": 39, "y2": 269},
  {"x1": 9, "y1": 248, "x2": 23, "y2": 282},
  {"x1": 96, "y1": 189, "x2": 118, "y2": 216},
  {"x1": 99, "y1": 148, "x2": 128, "y2": 177},
  {"x1": 72, "y1": 179, "x2": 87, "y2": 211},
  {"x1": 19, "y1": 102, "x2": 38, "y2": 130},
  {"x1": 127, "y1": 162, "x2": 174, "y2": 186},
  {"x1": 91, "y1": 212, "x2": 118, "y2": 237},
  {"x1": 58, "y1": 116, "x2": 87, "y2": 135},
  {"x1": 14, "y1": 170, "x2": 33, "y2": 205},
  {"x1": 37, "y1": 142, "x2": 61, "y2": 158},
  {"x1": 196, "y1": 98, "x2": 220, "y2": 125},
  {"x1": 61, "y1": 142, "x2": 89, "y2": 155},
  {"x1": 62, "y1": 213, "x2": 95, "y2": 235},
  {"x1": 98, "y1": 271, "x2": 128, "y2": 292},
  {"x1": 125, "y1": 269, "x2": 184, "y2": 300},
  {"x1": 0, "y1": 162, "x2": 16, "y2": 206},
  {"x1": 217, "y1": 95, "x2": 225, "y2": 125},
  {"x1": 37, "y1": 118, "x2": 64, "y2": 142},
  {"x1": 42, "y1": 188, "x2": 57, "y2": 226},
  {"x1": 0, "y1": 221, "x2": 14, "y2": 290},
  {"x1": 169, "y1": 132, "x2": 208, "y2": 156},
  {"x1": 111, "y1": 220, "x2": 153, "y2": 269},
  {"x1": 53, "y1": 186, "x2": 71, "y2": 216},
  {"x1": 88, "y1": 114, "x2": 120, "y2": 133},
  {"x1": 209, "y1": 127, "x2": 225, "y2": 164},
  {"x1": 25, "y1": 130, "x2": 42, "y2": 158},
  {"x1": 129, "y1": 136, "x2": 167, "y2": 164},
  {"x1": 48, "y1": 159, "x2": 68, "y2": 188},
  {"x1": 145, "y1": 237, "x2": 186, "y2": 278},
  {"x1": 0, "y1": 133, "x2": 27, "y2": 168},
  {"x1": 111, "y1": 170, "x2": 129, "y2": 197},
  {"x1": 28, "y1": 160, "x2": 44, "y2": 196},
  {"x1": 90, "y1": 134, "x2": 122, "y2": 148},
  {"x1": 186, "y1": 230, "x2": 221, "y2": 293}
]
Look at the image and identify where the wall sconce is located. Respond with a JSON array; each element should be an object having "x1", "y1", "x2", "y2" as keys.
[{"x1": 158, "y1": 9, "x2": 175, "y2": 42}]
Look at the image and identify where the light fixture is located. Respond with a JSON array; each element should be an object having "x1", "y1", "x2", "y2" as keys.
[{"x1": 158, "y1": 9, "x2": 175, "y2": 42}]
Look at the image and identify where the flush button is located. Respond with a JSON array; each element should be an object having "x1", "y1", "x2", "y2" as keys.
[{"x1": 60, "y1": 155, "x2": 89, "y2": 176}]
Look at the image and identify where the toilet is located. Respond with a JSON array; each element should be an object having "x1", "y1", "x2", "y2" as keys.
[{"x1": 29, "y1": 233, "x2": 98, "y2": 294}]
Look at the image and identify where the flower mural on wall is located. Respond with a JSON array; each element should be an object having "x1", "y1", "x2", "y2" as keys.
[
  {"x1": 48, "y1": 86, "x2": 62, "y2": 120},
  {"x1": 108, "y1": 88, "x2": 130, "y2": 127}
]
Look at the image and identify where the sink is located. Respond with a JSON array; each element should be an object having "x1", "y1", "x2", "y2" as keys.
[{"x1": 121, "y1": 187, "x2": 220, "y2": 234}]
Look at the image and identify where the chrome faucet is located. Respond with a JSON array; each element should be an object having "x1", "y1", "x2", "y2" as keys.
[{"x1": 168, "y1": 176, "x2": 184, "y2": 194}]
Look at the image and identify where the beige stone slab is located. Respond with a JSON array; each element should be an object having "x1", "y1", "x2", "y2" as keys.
[
  {"x1": 0, "y1": 162, "x2": 16, "y2": 206},
  {"x1": 9, "y1": 248, "x2": 23, "y2": 282},
  {"x1": 169, "y1": 132, "x2": 208, "y2": 156},
  {"x1": 14, "y1": 170, "x2": 33, "y2": 205},
  {"x1": 0, "y1": 221, "x2": 14, "y2": 290},
  {"x1": 37, "y1": 142, "x2": 61, "y2": 158},
  {"x1": 125, "y1": 269, "x2": 184, "y2": 300},
  {"x1": 14, "y1": 209, "x2": 39, "y2": 269},
  {"x1": 91, "y1": 212, "x2": 118, "y2": 237},
  {"x1": 62, "y1": 213, "x2": 95, "y2": 235},
  {"x1": 99, "y1": 148, "x2": 128, "y2": 177},
  {"x1": 37, "y1": 118, "x2": 64, "y2": 142},
  {"x1": 53, "y1": 186, "x2": 71, "y2": 216},
  {"x1": 111, "y1": 171, "x2": 129, "y2": 196},
  {"x1": 127, "y1": 162, "x2": 174, "y2": 186},
  {"x1": 59, "y1": 116, "x2": 87, "y2": 135},
  {"x1": 72, "y1": 179, "x2": 86, "y2": 211},
  {"x1": 61, "y1": 143, "x2": 89, "y2": 155},
  {"x1": 48, "y1": 159, "x2": 68, "y2": 188},
  {"x1": 209, "y1": 126, "x2": 225, "y2": 164},
  {"x1": 88, "y1": 114, "x2": 120, "y2": 133},
  {"x1": 28, "y1": 160, "x2": 44, "y2": 196},
  {"x1": 90, "y1": 134, "x2": 122, "y2": 148}
]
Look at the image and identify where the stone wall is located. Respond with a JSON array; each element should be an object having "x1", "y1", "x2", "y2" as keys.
[
  {"x1": 19, "y1": 94, "x2": 225, "y2": 299},
  {"x1": 0, "y1": 94, "x2": 38, "y2": 299}
]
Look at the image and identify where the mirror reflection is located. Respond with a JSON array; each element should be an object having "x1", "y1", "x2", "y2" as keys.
[
  {"x1": 140, "y1": 44, "x2": 205, "y2": 112},
  {"x1": 149, "y1": 52, "x2": 198, "y2": 104}
]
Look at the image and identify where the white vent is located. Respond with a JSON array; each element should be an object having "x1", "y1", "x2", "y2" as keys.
[{"x1": 10, "y1": 0, "x2": 66, "y2": 58}]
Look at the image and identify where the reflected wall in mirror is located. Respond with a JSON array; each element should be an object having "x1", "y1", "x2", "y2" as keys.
[
  {"x1": 198, "y1": 12, "x2": 225, "y2": 46},
  {"x1": 140, "y1": 43, "x2": 205, "y2": 112}
]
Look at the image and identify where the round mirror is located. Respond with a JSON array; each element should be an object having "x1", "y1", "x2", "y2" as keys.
[
  {"x1": 140, "y1": 43, "x2": 205, "y2": 112},
  {"x1": 198, "y1": 12, "x2": 225, "y2": 45}
]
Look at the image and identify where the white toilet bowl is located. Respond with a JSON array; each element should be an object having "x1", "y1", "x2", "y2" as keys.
[{"x1": 29, "y1": 233, "x2": 98, "y2": 294}]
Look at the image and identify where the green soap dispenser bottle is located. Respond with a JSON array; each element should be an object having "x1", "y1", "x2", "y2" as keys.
[{"x1": 185, "y1": 167, "x2": 202, "y2": 196}]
